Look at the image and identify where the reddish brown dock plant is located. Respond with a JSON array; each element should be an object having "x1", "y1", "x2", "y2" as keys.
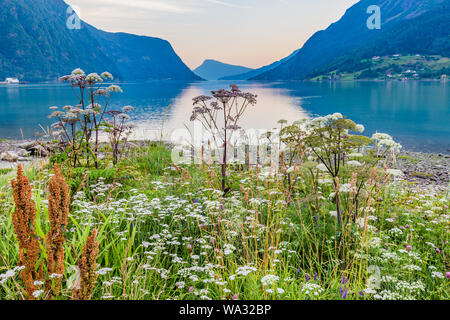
[
  {"x1": 45, "y1": 164, "x2": 70, "y2": 297},
  {"x1": 71, "y1": 229, "x2": 99, "y2": 300},
  {"x1": 11, "y1": 165, "x2": 43, "y2": 299}
]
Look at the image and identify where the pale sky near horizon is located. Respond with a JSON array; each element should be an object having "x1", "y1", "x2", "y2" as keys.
[{"x1": 65, "y1": 0, "x2": 359, "y2": 69}]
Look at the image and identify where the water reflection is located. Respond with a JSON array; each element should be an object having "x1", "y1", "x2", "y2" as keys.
[
  {"x1": 131, "y1": 81, "x2": 309, "y2": 141},
  {"x1": 0, "y1": 80, "x2": 448, "y2": 153}
]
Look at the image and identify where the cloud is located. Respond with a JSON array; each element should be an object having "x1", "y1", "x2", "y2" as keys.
[
  {"x1": 203, "y1": 0, "x2": 251, "y2": 9},
  {"x1": 68, "y1": 0, "x2": 252, "y2": 16},
  {"x1": 72, "y1": 0, "x2": 198, "y2": 14}
]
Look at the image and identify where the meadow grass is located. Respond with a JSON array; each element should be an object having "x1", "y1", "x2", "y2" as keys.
[{"x1": 0, "y1": 142, "x2": 448, "y2": 300}]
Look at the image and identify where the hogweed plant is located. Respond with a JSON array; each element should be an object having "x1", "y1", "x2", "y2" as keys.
[
  {"x1": 50, "y1": 68, "x2": 133, "y2": 168},
  {"x1": 280, "y1": 114, "x2": 401, "y2": 226},
  {"x1": 105, "y1": 106, "x2": 135, "y2": 165},
  {"x1": 190, "y1": 84, "x2": 257, "y2": 193}
]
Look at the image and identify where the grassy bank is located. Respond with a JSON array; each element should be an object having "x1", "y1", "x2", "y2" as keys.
[{"x1": 0, "y1": 142, "x2": 448, "y2": 300}]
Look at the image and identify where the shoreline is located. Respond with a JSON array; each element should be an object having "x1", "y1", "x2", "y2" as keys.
[
  {"x1": 1, "y1": 139, "x2": 448, "y2": 190},
  {"x1": 0, "y1": 78, "x2": 447, "y2": 86}
]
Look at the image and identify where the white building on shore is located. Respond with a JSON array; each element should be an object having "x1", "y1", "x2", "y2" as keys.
[
  {"x1": 1, "y1": 77, "x2": 20, "y2": 84},
  {"x1": 5, "y1": 77, "x2": 20, "y2": 84}
]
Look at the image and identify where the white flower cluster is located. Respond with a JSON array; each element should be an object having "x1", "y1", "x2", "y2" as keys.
[
  {"x1": 261, "y1": 274, "x2": 279, "y2": 287},
  {"x1": 0, "y1": 266, "x2": 25, "y2": 285},
  {"x1": 372, "y1": 133, "x2": 402, "y2": 153},
  {"x1": 301, "y1": 283, "x2": 324, "y2": 296}
]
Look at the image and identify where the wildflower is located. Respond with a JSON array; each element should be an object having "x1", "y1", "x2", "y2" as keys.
[
  {"x1": 431, "y1": 272, "x2": 444, "y2": 279},
  {"x1": 223, "y1": 244, "x2": 236, "y2": 256},
  {"x1": 261, "y1": 275, "x2": 279, "y2": 287},
  {"x1": 301, "y1": 283, "x2": 323, "y2": 296},
  {"x1": 101, "y1": 71, "x2": 114, "y2": 80},
  {"x1": 48, "y1": 111, "x2": 65, "y2": 119},
  {"x1": 406, "y1": 245, "x2": 412, "y2": 251},
  {"x1": 340, "y1": 287, "x2": 348, "y2": 299},
  {"x1": 107, "y1": 85, "x2": 123, "y2": 93},
  {"x1": 435, "y1": 248, "x2": 441, "y2": 254},
  {"x1": 122, "y1": 105, "x2": 134, "y2": 113},
  {"x1": 86, "y1": 73, "x2": 103, "y2": 84},
  {"x1": 355, "y1": 124, "x2": 365, "y2": 133},
  {"x1": 446, "y1": 272, "x2": 450, "y2": 279},
  {"x1": 232, "y1": 294, "x2": 239, "y2": 300},
  {"x1": 71, "y1": 68, "x2": 85, "y2": 75},
  {"x1": 32, "y1": 290, "x2": 44, "y2": 299}
]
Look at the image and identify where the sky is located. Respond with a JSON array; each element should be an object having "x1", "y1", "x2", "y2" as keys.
[{"x1": 65, "y1": 0, "x2": 359, "y2": 69}]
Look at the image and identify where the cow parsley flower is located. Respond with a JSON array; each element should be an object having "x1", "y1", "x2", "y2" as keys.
[
  {"x1": 32, "y1": 290, "x2": 44, "y2": 298},
  {"x1": 261, "y1": 275, "x2": 279, "y2": 286}
]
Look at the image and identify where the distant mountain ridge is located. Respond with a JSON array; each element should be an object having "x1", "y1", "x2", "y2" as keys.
[
  {"x1": 219, "y1": 49, "x2": 299, "y2": 80},
  {"x1": 0, "y1": 0, "x2": 201, "y2": 82},
  {"x1": 253, "y1": 0, "x2": 449, "y2": 80},
  {"x1": 193, "y1": 60, "x2": 254, "y2": 80}
]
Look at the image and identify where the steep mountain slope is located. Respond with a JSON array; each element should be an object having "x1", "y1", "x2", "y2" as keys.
[
  {"x1": 309, "y1": 2, "x2": 450, "y2": 79},
  {"x1": 193, "y1": 60, "x2": 254, "y2": 80},
  {"x1": 88, "y1": 26, "x2": 202, "y2": 81},
  {"x1": 253, "y1": 0, "x2": 447, "y2": 80},
  {"x1": 0, "y1": 0, "x2": 201, "y2": 82},
  {"x1": 219, "y1": 49, "x2": 299, "y2": 81}
]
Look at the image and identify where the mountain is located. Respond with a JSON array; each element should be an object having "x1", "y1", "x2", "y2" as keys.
[
  {"x1": 87, "y1": 26, "x2": 202, "y2": 82},
  {"x1": 253, "y1": 0, "x2": 448, "y2": 80},
  {"x1": 0, "y1": 0, "x2": 201, "y2": 82},
  {"x1": 193, "y1": 59, "x2": 254, "y2": 80},
  {"x1": 219, "y1": 49, "x2": 299, "y2": 80},
  {"x1": 309, "y1": 2, "x2": 450, "y2": 80}
]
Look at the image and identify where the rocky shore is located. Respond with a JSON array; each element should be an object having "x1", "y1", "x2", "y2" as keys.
[
  {"x1": 1, "y1": 140, "x2": 449, "y2": 189},
  {"x1": 395, "y1": 151, "x2": 449, "y2": 190},
  {"x1": 0, "y1": 140, "x2": 50, "y2": 169}
]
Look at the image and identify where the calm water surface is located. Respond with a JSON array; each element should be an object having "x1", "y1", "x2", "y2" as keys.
[{"x1": 0, "y1": 80, "x2": 448, "y2": 153}]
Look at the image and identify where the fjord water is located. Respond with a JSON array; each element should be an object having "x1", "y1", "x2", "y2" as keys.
[{"x1": 0, "y1": 80, "x2": 448, "y2": 153}]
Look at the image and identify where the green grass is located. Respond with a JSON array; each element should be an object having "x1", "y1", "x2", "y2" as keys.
[
  {"x1": 0, "y1": 169, "x2": 13, "y2": 176},
  {"x1": 411, "y1": 172, "x2": 432, "y2": 177},
  {"x1": 0, "y1": 143, "x2": 448, "y2": 300}
]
